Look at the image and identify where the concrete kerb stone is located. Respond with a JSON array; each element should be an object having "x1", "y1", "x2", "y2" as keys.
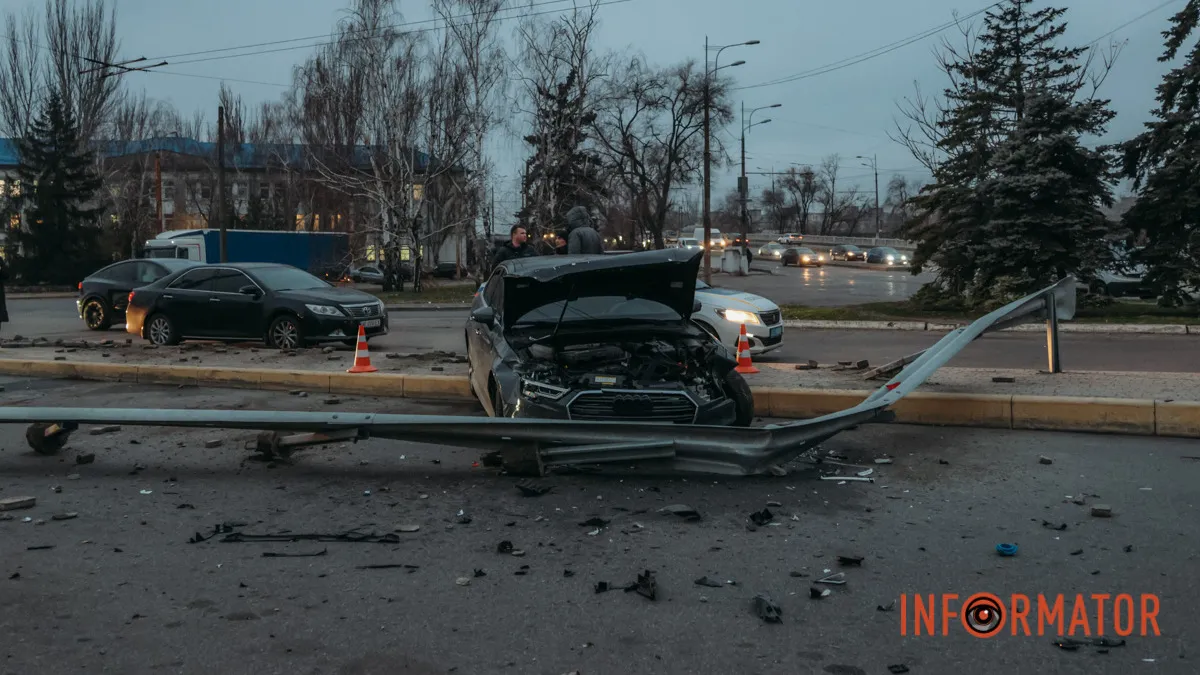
[{"x1": 0, "y1": 359, "x2": 1196, "y2": 438}]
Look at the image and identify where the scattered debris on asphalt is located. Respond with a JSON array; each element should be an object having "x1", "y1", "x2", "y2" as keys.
[
  {"x1": 1039, "y1": 455, "x2": 1053, "y2": 465},
  {"x1": 878, "y1": 600, "x2": 897, "y2": 611},
  {"x1": 1124, "y1": 545, "x2": 1134, "y2": 552},
  {"x1": 51, "y1": 512, "x2": 78, "y2": 521},
  {"x1": 748, "y1": 508, "x2": 774, "y2": 527},
  {"x1": 496, "y1": 541, "x2": 514, "y2": 554},
  {"x1": 75, "y1": 452, "x2": 95, "y2": 465},
  {"x1": 356, "y1": 564, "x2": 419, "y2": 571},
  {"x1": 0, "y1": 496, "x2": 36, "y2": 511},
  {"x1": 579, "y1": 517, "x2": 609, "y2": 528},
  {"x1": 996, "y1": 543, "x2": 1019, "y2": 556},
  {"x1": 993, "y1": 376, "x2": 1016, "y2": 383},
  {"x1": 1053, "y1": 636, "x2": 1126, "y2": 651},
  {"x1": 820, "y1": 475, "x2": 874, "y2": 483},
  {"x1": 204, "y1": 439, "x2": 223, "y2": 449},
  {"x1": 26, "y1": 545, "x2": 54, "y2": 551},
  {"x1": 753, "y1": 594, "x2": 782, "y2": 623},
  {"x1": 455, "y1": 510, "x2": 472, "y2": 525},
  {"x1": 474, "y1": 569, "x2": 487, "y2": 577},
  {"x1": 659, "y1": 504, "x2": 701, "y2": 521},
  {"x1": 262, "y1": 548, "x2": 327, "y2": 558},
  {"x1": 837, "y1": 555, "x2": 864, "y2": 567},
  {"x1": 456, "y1": 577, "x2": 471, "y2": 586},
  {"x1": 1070, "y1": 549, "x2": 1084, "y2": 555},
  {"x1": 395, "y1": 524, "x2": 420, "y2": 533},
  {"x1": 694, "y1": 576, "x2": 724, "y2": 588},
  {"x1": 212, "y1": 529, "x2": 400, "y2": 544},
  {"x1": 516, "y1": 480, "x2": 552, "y2": 497},
  {"x1": 816, "y1": 572, "x2": 845, "y2": 585},
  {"x1": 874, "y1": 458, "x2": 893, "y2": 465},
  {"x1": 628, "y1": 570, "x2": 656, "y2": 600},
  {"x1": 1091, "y1": 505, "x2": 1113, "y2": 518},
  {"x1": 89, "y1": 425, "x2": 121, "y2": 435},
  {"x1": 810, "y1": 587, "x2": 830, "y2": 599},
  {"x1": 888, "y1": 665, "x2": 910, "y2": 674},
  {"x1": 1042, "y1": 520, "x2": 1068, "y2": 531}
]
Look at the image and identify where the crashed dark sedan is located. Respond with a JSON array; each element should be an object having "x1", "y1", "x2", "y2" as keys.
[{"x1": 465, "y1": 247, "x2": 754, "y2": 427}]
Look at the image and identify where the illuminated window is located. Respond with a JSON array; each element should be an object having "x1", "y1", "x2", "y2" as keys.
[{"x1": 412, "y1": 184, "x2": 424, "y2": 201}]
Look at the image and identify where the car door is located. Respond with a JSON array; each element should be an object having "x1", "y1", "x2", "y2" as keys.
[
  {"x1": 96, "y1": 261, "x2": 138, "y2": 312},
  {"x1": 163, "y1": 268, "x2": 220, "y2": 337},
  {"x1": 207, "y1": 268, "x2": 265, "y2": 339}
]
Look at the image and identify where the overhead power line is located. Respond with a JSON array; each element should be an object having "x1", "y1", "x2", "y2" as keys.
[
  {"x1": 1086, "y1": 0, "x2": 1182, "y2": 46},
  {"x1": 734, "y1": 1, "x2": 1003, "y2": 91},
  {"x1": 156, "y1": 0, "x2": 632, "y2": 68}
]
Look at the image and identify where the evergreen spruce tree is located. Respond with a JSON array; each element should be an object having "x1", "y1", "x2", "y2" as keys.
[
  {"x1": 1119, "y1": 0, "x2": 1200, "y2": 307},
  {"x1": 516, "y1": 68, "x2": 607, "y2": 235},
  {"x1": 10, "y1": 91, "x2": 107, "y2": 284},
  {"x1": 902, "y1": 0, "x2": 1119, "y2": 304}
]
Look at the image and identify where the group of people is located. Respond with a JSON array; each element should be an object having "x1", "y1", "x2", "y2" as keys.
[{"x1": 491, "y1": 205, "x2": 603, "y2": 267}]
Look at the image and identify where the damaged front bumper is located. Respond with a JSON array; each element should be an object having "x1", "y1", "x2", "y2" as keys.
[{"x1": 0, "y1": 278, "x2": 1077, "y2": 477}]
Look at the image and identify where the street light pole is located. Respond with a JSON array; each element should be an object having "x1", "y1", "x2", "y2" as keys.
[
  {"x1": 739, "y1": 103, "x2": 779, "y2": 248},
  {"x1": 702, "y1": 38, "x2": 756, "y2": 284},
  {"x1": 857, "y1": 153, "x2": 880, "y2": 240}
]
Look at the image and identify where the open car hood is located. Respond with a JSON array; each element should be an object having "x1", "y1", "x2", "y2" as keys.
[{"x1": 501, "y1": 248, "x2": 703, "y2": 330}]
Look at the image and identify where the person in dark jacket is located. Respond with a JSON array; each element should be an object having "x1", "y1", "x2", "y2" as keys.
[
  {"x1": 564, "y1": 206, "x2": 603, "y2": 255},
  {"x1": 554, "y1": 231, "x2": 568, "y2": 255},
  {"x1": 491, "y1": 224, "x2": 538, "y2": 267}
]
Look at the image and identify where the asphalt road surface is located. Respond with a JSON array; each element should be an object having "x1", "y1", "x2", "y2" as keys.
[
  {"x1": 9, "y1": 298, "x2": 1198, "y2": 374},
  {"x1": 0, "y1": 378, "x2": 1196, "y2": 674},
  {"x1": 721, "y1": 262, "x2": 936, "y2": 306}
]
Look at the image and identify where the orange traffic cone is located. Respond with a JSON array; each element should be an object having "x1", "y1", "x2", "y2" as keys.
[
  {"x1": 734, "y1": 323, "x2": 759, "y2": 374},
  {"x1": 347, "y1": 324, "x2": 377, "y2": 373}
]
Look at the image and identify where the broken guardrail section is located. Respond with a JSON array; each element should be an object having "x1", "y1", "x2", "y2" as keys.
[{"x1": 0, "y1": 277, "x2": 1076, "y2": 477}]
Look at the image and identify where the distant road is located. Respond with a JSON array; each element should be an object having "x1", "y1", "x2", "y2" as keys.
[{"x1": 8, "y1": 298, "x2": 1197, "y2": 373}]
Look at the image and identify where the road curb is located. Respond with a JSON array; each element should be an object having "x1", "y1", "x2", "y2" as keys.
[
  {"x1": 782, "y1": 319, "x2": 1196, "y2": 335},
  {"x1": 0, "y1": 359, "x2": 1197, "y2": 439}
]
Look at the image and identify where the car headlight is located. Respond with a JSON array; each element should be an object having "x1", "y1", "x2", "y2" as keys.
[
  {"x1": 817, "y1": 255, "x2": 824, "y2": 261},
  {"x1": 306, "y1": 304, "x2": 345, "y2": 317},
  {"x1": 886, "y1": 255, "x2": 895, "y2": 262},
  {"x1": 717, "y1": 308, "x2": 761, "y2": 325},
  {"x1": 801, "y1": 255, "x2": 810, "y2": 261},
  {"x1": 521, "y1": 379, "x2": 568, "y2": 401}
]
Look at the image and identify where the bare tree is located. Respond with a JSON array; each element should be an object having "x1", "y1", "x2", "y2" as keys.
[
  {"x1": 817, "y1": 154, "x2": 847, "y2": 234},
  {"x1": 780, "y1": 165, "x2": 821, "y2": 235},
  {"x1": 884, "y1": 173, "x2": 915, "y2": 234},
  {"x1": 0, "y1": 0, "x2": 120, "y2": 140},
  {"x1": 591, "y1": 57, "x2": 733, "y2": 248},
  {"x1": 432, "y1": 0, "x2": 507, "y2": 244},
  {"x1": 759, "y1": 186, "x2": 788, "y2": 234},
  {"x1": 101, "y1": 92, "x2": 178, "y2": 256}
]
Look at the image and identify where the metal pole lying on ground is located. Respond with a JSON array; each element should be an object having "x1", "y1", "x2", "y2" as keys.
[{"x1": 1046, "y1": 291, "x2": 1062, "y2": 373}]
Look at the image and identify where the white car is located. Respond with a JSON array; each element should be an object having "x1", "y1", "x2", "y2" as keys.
[
  {"x1": 692, "y1": 279, "x2": 784, "y2": 355},
  {"x1": 757, "y1": 242, "x2": 786, "y2": 260}
]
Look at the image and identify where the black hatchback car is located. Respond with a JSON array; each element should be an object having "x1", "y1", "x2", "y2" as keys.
[
  {"x1": 77, "y1": 258, "x2": 201, "y2": 330},
  {"x1": 125, "y1": 263, "x2": 388, "y2": 349},
  {"x1": 828, "y1": 244, "x2": 867, "y2": 261}
]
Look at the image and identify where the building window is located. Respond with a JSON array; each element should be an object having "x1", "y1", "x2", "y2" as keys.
[
  {"x1": 163, "y1": 181, "x2": 175, "y2": 201},
  {"x1": 199, "y1": 183, "x2": 212, "y2": 200},
  {"x1": 259, "y1": 182, "x2": 271, "y2": 200}
]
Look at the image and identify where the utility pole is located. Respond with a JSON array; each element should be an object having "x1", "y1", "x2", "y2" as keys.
[
  {"x1": 217, "y1": 105, "x2": 228, "y2": 262},
  {"x1": 701, "y1": 37, "x2": 755, "y2": 283},
  {"x1": 155, "y1": 152, "x2": 164, "y2": 233}
]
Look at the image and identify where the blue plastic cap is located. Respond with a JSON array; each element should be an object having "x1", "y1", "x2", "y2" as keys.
[{"x1": 996, "y1": 543, "x2": 1019, "y2": 556}]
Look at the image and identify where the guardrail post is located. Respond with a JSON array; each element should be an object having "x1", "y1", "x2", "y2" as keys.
[{"x1": 1045, "y1": 291, "x2": 1062, "y2": 374}]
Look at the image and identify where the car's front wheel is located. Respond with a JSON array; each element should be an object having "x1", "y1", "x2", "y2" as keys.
[
  {"x1": 81, "y1": 298, "x2": 112, "y2": 331},
  {"x1": 722, "y1": 369, "x2": 755, "y2": 427},
  {"x1": 268, "y1": 314, "x2": 306, "y2": 350},
  {"x1": 146, "y1": 313, "x2": 180, "y2": 346}
]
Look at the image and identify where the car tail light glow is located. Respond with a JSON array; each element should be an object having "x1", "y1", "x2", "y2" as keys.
[
  {"x1": 128, "y1": 291, "x2": 135, "y2": 304},
  {"x1": 77, "y1": 282, "x2": 82, "y2": 292}
]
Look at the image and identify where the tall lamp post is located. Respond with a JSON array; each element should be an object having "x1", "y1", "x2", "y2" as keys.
[
  {"x1": 856, "y1": 153, "x2": 880, "y2": 240},
  {"x1": 702, "y1": 37, "x2": 757, "y2": 283},
  {"x1": 739, "y1": 102, "x2": 779, "y2": 247}
]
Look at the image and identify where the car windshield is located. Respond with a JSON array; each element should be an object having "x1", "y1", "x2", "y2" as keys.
[
  {"x1": 877, "y1": 248, "x2": 900, "y2": 255},
  {"x1": 253, "y1": 267, "x2": 330, "y2": 291},
  {"x1": 843, "y1": 246, "x2": 860, "y2": 251},
  {"x1": 695, "y1": 279, "x2": 711, "y2": 290},
  {"x1": 513, "y1": 297, "x2": 682, "y2": 327},
  {"x1": 795, "y1": 248, "x2": 815, "y2": 254}
]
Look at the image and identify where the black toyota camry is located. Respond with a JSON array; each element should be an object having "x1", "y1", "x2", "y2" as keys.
[
  {"x1": 465, "y1": 247, "x2": 754, "y2": 426},
  {"x1": 125, "y1": 263, "x2": 388, "y2": 349}
]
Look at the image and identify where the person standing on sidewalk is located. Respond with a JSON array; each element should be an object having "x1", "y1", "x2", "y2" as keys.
[
  {"x1": 564, "y1": 206, "x2": 603, "y2": 255},
  {"x1": 491, "y1": 224, "x2": 538, "y2": 268}
]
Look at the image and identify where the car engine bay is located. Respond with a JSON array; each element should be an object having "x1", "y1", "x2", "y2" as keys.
[{"x1": 516, "y1": 337, "x2": 733, "y2": 401}]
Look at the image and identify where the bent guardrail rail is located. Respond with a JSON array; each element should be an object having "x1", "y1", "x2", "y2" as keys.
[{"x1": 0, "y1": 277, "x2": 1077, "y2": 476}]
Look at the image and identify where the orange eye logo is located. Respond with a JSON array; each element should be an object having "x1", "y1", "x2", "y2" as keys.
[{"x1": 962, "y1": 593, "x2": 1005, "y2": 637}]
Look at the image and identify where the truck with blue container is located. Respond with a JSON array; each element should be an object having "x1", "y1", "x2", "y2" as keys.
[{"x1": 142, "y1": 229, "x2": 351, "y2": 278}]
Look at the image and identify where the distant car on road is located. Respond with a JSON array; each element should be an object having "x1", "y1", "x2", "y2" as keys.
[
  {"x1": 77, "y1": 258, "x2": 200, "y2": 331},
  {"x1": 828, "y1": 244, "x2": 867, "y2": 261},
  {"x1": 126, "y1": 263, "x2": 388, "y2": 349},
  {"x1": 866, "y1": 247, "x2": 909, "y2": 266},
  {"x1": 348, "y1": 264, "x2": 384, "y2": 284},
  {"x1": 692, "y1": 279, "x2": 784, "y2": 356},
  {"x1": 781, "y1": 247, "x2": 824, "y2": 267},
  {"x1": 757, "y1": 242, "x2": 786, "y2": 260},
  {"x1": 776, "y1": 233, "x2": 804, "y2": 245}
]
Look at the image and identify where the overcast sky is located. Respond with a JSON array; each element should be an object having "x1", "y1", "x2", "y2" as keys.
[{"x1": 59, "y1": 0, "x2": 1188, "y2": 215}]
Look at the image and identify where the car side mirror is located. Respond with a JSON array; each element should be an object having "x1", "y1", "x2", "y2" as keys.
[
  {"x1": 239, "y1": 285, "x2": 261, "y2": 297},
  {"x1": 692, "y1": 299, "x2": 702, "y2": 313},
  {"x1": 470, "y1": 306, "x2": 496, "y2": 326}
]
